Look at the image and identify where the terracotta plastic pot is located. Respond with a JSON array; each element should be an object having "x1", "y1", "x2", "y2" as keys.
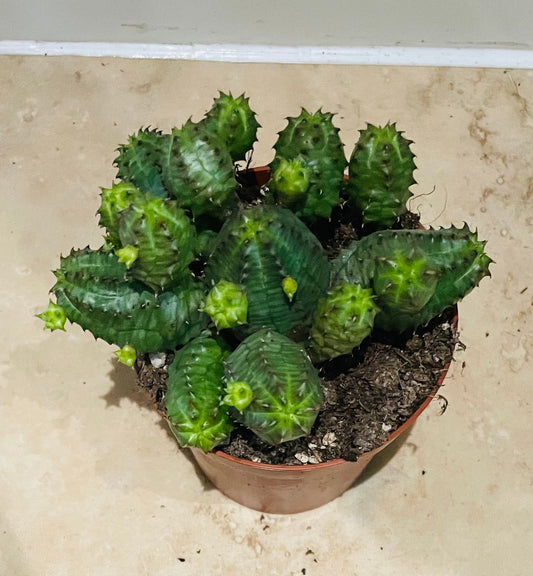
[{"x1": 191, "y1": 167, "x2": 458, "y2": 513}]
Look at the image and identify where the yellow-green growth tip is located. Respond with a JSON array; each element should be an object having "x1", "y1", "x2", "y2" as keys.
[
  {"x1": 272, "y1": 157, "x2": 310, "y2": 202},
  {"x1": 37, "y1": 301, "x2": 67, "y2": 331},
  {"x1": 115, "y1": 344, "x2": 137, "y2": 367},
  {"x1": 223, "y1": 381, "x2": 253, "y2": 412},
  {"x1": 239, "y1": 217, "x2": 267, "y2": 243},
  {"x1": 116, "y1": 245, "x2": 139, "y2": 268},
  {"x1": 204, "y1": 280, "x2": 248, "y2": 330},
  {"x1": 282, "y1": 276, "x2": 298, "y2": 302}
]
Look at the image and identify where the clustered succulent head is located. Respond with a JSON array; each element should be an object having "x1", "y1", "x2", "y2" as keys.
[{"x1": 38, "y1": 91, "x2": 492, "y2": 452}]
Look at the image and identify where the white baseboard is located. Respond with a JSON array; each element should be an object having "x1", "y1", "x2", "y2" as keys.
[{"x1": 1, "y1": 40, "x2": 532, "y2": 68}]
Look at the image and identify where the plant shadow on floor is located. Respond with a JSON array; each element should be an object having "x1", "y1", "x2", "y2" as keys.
[
  {"x1": 103, "y1": 357, "x2": 216, "y2": 491},
  {"x1": 103, "y1": 358, "x2": 153, "y2": 408}
]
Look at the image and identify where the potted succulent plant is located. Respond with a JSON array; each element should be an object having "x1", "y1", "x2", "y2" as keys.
[{"x1": 38, "y1": 92, "x2": 492, "y2": 514}]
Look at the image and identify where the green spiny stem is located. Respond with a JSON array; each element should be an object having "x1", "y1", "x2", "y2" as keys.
[
  {"x1": 116, "y1": 194, "x2": 196, "y2": 291},
  {"x1": 114, "y1": 127, "x2": 167, "y2": 198},
  {"x1": 194, "y1": 228, "x2": 219, "y2": 260},
  {"x1": 332, "y1": 225, "x2": 492, "y2": 332},
  {"x1": 224, "y1": 329, "x2": 322, "y2": 445},
  {"x1": 372, "y1": 250, "x2": 441, "y2": 315},
  {"x1": 307, "y1": 283, "x2": 379, "y2": 362},
  {"x1": 52, "y1": 245, "x2": 130, "y2": 281},
  {"x1": 97, "y1": 184, "x2": 198, "y2": 291},
  {"x1": 269, "y1": 109, "x2": 346, "y2": 219},
  {"x1": 165, "y1": 336, "x2": 233, "y2": 452},
  {"x1": 205, "y1": 205, "x2": 330, "y2": 339},
  {"x1": 346, "y1": 123, "x2": 416, "y2": 227},
  {"x1": 98, "y1": 182, "x2": 144, "y2": 247},
  {"x1": 407, "y1": 232, "x2": 492, "y2": 331},
  {"x1": 50, "y1": 247, "x2": 209, "y2": 353},
  {"x1": 160, "y1": 120, "x2": 239, "y2": 218},
  {"x1": 199, "y1": 91, "x2": 260, "y2": 162}
]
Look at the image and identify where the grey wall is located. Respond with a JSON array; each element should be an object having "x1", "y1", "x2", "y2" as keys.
[{"x1": 2, "y1": 0, "x2": 532, "y2": 66}]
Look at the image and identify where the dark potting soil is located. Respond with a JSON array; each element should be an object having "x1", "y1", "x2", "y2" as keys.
[
  {"x1": 134, "y1": 190, "x2": 460, "y2": 466},
  {"x1": 135, "y1": 307, "x2": 457, "y2": 465}
]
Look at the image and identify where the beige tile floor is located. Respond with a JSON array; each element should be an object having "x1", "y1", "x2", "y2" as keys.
[{"x1": 1, "y1": 56, "x2": 532, "y2": 575}]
